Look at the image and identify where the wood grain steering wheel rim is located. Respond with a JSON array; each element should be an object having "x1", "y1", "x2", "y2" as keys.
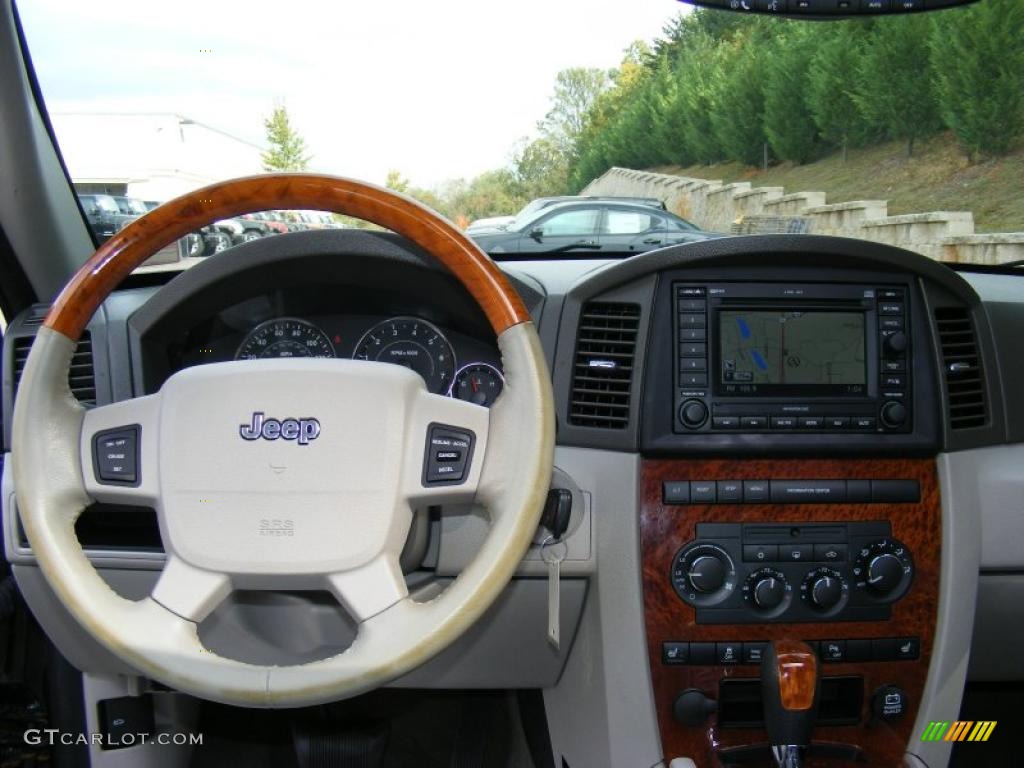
[
  {"x1": 47, "y1": 173, "x2": 530, "y2": 340},
  {"x1": 14, "y1": 174, "x2": 554, "y2": 707}
]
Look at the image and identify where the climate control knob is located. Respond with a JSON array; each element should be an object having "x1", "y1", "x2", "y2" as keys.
[
  {"x1": 689, "y1": 556, "x2": 726, "y2": 594},
  {"x1": 867, "y1": 554, "x2": 904, "y2": 594},
  {"x1": 671, "y1": 543, "x2": 736, "y2": 607},
  {"x1": 754, "y1": 575, "x2": 786, "y2": 610},
  {"x1": 743, "y1": 568, "x2": 790, "y2": 617},
  {"x1": 854, "y1": 539, "x2": 914, "y2": 602},
  {"x1": 802, "y1": 567, "x2": 848, "y2": 613}
]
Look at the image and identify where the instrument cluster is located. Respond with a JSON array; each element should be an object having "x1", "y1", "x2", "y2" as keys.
[{"x1": 227, "y1": 314, "x2": 504, "y2": 407}]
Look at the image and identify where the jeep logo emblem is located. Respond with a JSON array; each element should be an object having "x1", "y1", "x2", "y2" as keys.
[{"x1": 240, "y1": 412, "x2": 320, "y2": 445}]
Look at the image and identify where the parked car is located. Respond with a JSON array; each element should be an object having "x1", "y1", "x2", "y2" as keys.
[
  {"x1": 242, "y1": 211, "x2": 289, "y2": 234},
  {"x1": 467, "y1": 195, "x2": 671, "y2": 235},
  {"x1": 76, "y1": 193, "x2": 125, "y2": 242},
  {"x1": 465, "y1": 214, "x2": 516, "y2": 234},
  {"x1": 470, "y1": 200, "x2": 715, "y2": 255}
]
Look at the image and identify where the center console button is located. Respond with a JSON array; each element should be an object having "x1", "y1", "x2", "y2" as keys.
[
  {"x1": 662, "y1": 642, "x2": 689, "y2": 665},
  {"x1": 821, "y1": 640, "x2": 846, "y2": 662},
  {"x1": 743, "y1": 480, "x2": 770, "y2": 503},
  {"x1": 770, "y1": 480, "x2": 846, "y2": 504},
  {"x1": 780, "y1": 543, "x2": 813, "y2": 562},
  {"x1": 679, "y1": 314, "x2": 706, "y2": 328},
  {"x1": 896, "y1": 637, "x2": 920, "y2": 660},
  {"x1": 740, "y1": 415, "x2": 768, "y2": 429},
  {"x1": 680, "y1": 357, "x2": 707, "y2": 372},
  {"x1": 743, "y1": 544, "x2": 778, "y2": 563},
  {"x1": 690, "y1": 481, "x2": 716, "y2": 504},
  {"x1": 663, "y1": 481, "x2": 690, "y2": 505},
  {"x1": 712, "y1": 416, "x2": 739, "y2": 430},
  {"x1": 717, "y1": 641, "x2": 742, "y2": 665},
  {"x1": 679, "y1": 327, "x2": 707, "y2": 342},
  {"x1": 770, "y1": 416, "x2": 798, "y2": 430},
  {"x1": 680, "y1": 342, "x2": 706, "y2": 357},
  {"x1": 743, "y1": 642, "x2": 768, "y2": 665},
  {"x1": 814, "y1": 543, "x2": 848, "y2": 562},
  {"x1": 799, "y1": 416, "x2": 824, "y2": 429},
  {"x1": 717, "y1": 480, "x2": 742, "y2": 502},
  {"x1": 825, "y1": 416, "x2": 850, "y2": 429},
  {"x1": 853, "y1": 416, "x2": 877, "y2": 430},
  {"x1": 678, "y1": 299, "x2": 707, "y2": 312},
  {"x1": 680, "y1": 373, "x2": 708, "y2": 387}
]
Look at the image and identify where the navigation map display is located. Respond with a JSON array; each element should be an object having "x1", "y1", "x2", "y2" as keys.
[{"x1": 718, "y1": 310, "x2": 866, "y2": 389}]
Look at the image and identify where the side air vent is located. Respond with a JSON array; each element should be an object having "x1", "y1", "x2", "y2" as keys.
[
  {"x1": 13, "y1": 331, "x2": 97, "y2": 406},
  {"x1": 569, "y1": 302, "x2": 640, "y2": 429},
  {"x1": 934, "y1": 306, "x2": 986, "y2": 430}
]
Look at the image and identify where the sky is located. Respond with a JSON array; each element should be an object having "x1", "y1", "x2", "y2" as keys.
[{"x1": 18, "y1": 0, "x2": 688, "y2": 189}]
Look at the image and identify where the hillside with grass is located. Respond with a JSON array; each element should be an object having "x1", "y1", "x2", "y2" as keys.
[{"x1": 653, "y1": 132, "x2": 1024, "y2": 234}]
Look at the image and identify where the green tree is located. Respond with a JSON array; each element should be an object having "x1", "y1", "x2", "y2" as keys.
[
  {"x1": 931, "y1": 0, "x2": 1024, "y2": 160},
  {"x1": 711, "y1": 29, "x2": 769, "y2": 167},
  {"x1": 512, "y1": 136, "x2": 570, "y2": 200},
  {"x1": 763, "y1": 29, "x2": 819, "y2": 164},
  {"x1": 541, "y1": 67, "x2": 610, "y2": 153},
  {"x1": 806, "y1": 24, "x2": 870, "y2": 162},
  {"x1": 261, "y1": 105, "x2": 311, "y2": 172},
  {"x1": 853, "y1": 16, "x2": 940, "y2": 158}
]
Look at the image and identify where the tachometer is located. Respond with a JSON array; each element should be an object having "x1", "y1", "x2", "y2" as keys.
[
  {"x1": 451, "y1": 363, "x2": 504, "y2": 407},
  {"x1": 353, "y1": 317, "x2": 456, "y2": 394},
  {"x1": 235, "y1": 318, "x2": 335, "y2": 360}
]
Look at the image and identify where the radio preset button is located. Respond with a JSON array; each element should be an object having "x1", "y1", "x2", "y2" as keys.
[
  {"x1": 680, "y1": 342, "x2": 706, "y2": 357},
  {"x1": 679, "y1": 314, "x2": 706, "y2": 328},
  {"x1": 679, "y1": 328, "x2": 707, "y2": 342},
  {"x1": 680, "y1": 357, "x2": 707, "y2": 372},
  {"x1": 680, "y1": 373, "x2": 708, "y2": 387},
  {"x1": 678, "y1": 299, "x2": 707, "y2": 312}
]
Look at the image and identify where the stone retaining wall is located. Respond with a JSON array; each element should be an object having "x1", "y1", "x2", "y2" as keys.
[{"x1": 581, "y1": 167, "x2": 1024, "y2": 265}]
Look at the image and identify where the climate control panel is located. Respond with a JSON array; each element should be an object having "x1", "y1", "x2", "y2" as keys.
[{"x1": 670, "y1": 521, "x2": 913, "y2": 624}]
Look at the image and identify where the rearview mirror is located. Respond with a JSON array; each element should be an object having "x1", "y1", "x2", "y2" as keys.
[{"x1": 681, "y1": 0, "x2": 977, "y2": 17}]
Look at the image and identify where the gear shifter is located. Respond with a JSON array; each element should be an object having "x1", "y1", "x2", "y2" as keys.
[{"x1": 760, "y1": 640, "x2": 820, "y2": 768}]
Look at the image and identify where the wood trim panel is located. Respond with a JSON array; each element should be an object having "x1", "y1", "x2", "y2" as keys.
[
  {"x1": 46, "y1": 174, "x2": 530, "y2": 339},
  {"x1": 641, "y1": 458, "x2": 940, "y2": 768}
]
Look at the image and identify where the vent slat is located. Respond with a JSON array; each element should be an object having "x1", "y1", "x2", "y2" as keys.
[
  {"x1": 935, "y1": 307, "x2": 986, "y2": 430},
  {"x1": 569, "y1": 302, "x2": 640, "y2": 429},
  {"x1": 13, "y1": 325, "x2": 96, "y2": 408}
]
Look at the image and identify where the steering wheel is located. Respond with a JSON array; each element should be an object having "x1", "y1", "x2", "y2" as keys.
[{"x1": 11, "y1": 174, "x2": 555, "y2": 707}]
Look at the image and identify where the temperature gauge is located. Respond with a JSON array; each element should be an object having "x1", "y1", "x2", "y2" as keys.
[{"x1": 451, "y1": 363, "x2": 504, "y2": 407}]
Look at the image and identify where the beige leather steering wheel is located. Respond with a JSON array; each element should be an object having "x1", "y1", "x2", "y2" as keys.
[{"x1": 12, "y1": 174, "x2": 555, "y2": 707}]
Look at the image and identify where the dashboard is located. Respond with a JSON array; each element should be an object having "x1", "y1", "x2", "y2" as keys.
[{"x1": 3, "y1": 229, "x2": 1023, "y2": 768}]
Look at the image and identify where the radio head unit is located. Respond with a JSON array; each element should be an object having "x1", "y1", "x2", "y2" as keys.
[{"x1": 675, "y1": 282, "x2": 910, "y2": 434}]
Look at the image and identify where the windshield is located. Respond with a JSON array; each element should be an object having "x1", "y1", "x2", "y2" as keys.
[{"x1": 18, "y1": 0, "x2": 1023, "y2": 266}]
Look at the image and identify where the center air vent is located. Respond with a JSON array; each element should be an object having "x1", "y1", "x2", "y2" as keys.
[
  {"x1": 13, "y1": 331, "x2": 97, "y2": 406},
  {"x1": 934, "y1": 306, "x2": 986, "y2": 430},
  {"x1": 569, "y1": 302, "x2": 640, "y2": 429}
]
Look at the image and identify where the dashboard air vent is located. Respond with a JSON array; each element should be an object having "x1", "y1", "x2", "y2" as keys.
[
  {"x1": 569, "y1": 302, "x2": 640, "y2": 429},
  {"x1": 13, "y1": 331, "x2": 97, "y2": 406},
  {"x1": 934, "y1": 306, "x2": 986, "y2": 430}
]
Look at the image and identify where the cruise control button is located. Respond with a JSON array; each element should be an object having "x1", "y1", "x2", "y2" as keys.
[
  {"x1": 424, "y1": 424, "x2": 475, "y2": 485},
  {"x1": 93, "y1": 426, "x2": 140, "y2": 485}
]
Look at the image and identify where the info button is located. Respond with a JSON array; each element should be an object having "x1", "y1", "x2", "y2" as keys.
[{"x1": 770, "y1": 480, "x2": 847, "y2": 504}]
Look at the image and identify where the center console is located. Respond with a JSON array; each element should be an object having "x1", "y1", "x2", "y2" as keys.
[
  {"x1": 641, "y1": 458, "x2": 939, "y2": 767},
  {"x1": 634, "y1": 263, "x2": 943, "y2": 767}
]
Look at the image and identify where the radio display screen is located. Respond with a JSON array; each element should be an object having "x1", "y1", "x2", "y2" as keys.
[{"x1": 718, "y1": 310, "x2": 867, "y2": 394}]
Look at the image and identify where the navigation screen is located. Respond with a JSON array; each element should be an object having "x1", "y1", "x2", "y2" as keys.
[{"x1": 718, "y1": 310, "x2": 866, "y2": 387}]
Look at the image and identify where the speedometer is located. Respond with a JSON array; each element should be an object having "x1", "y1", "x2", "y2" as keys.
[
  {"x1": 353, "y1": 317, "x2": 456, "y2": 394},
  {"x1": 235, "y1": 318, "x2": 335, "y2": 360}
]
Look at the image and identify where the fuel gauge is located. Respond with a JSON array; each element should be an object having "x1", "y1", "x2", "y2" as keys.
[{"x1": 451, "y1": 363, "x2": 504, "y2": 407}]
